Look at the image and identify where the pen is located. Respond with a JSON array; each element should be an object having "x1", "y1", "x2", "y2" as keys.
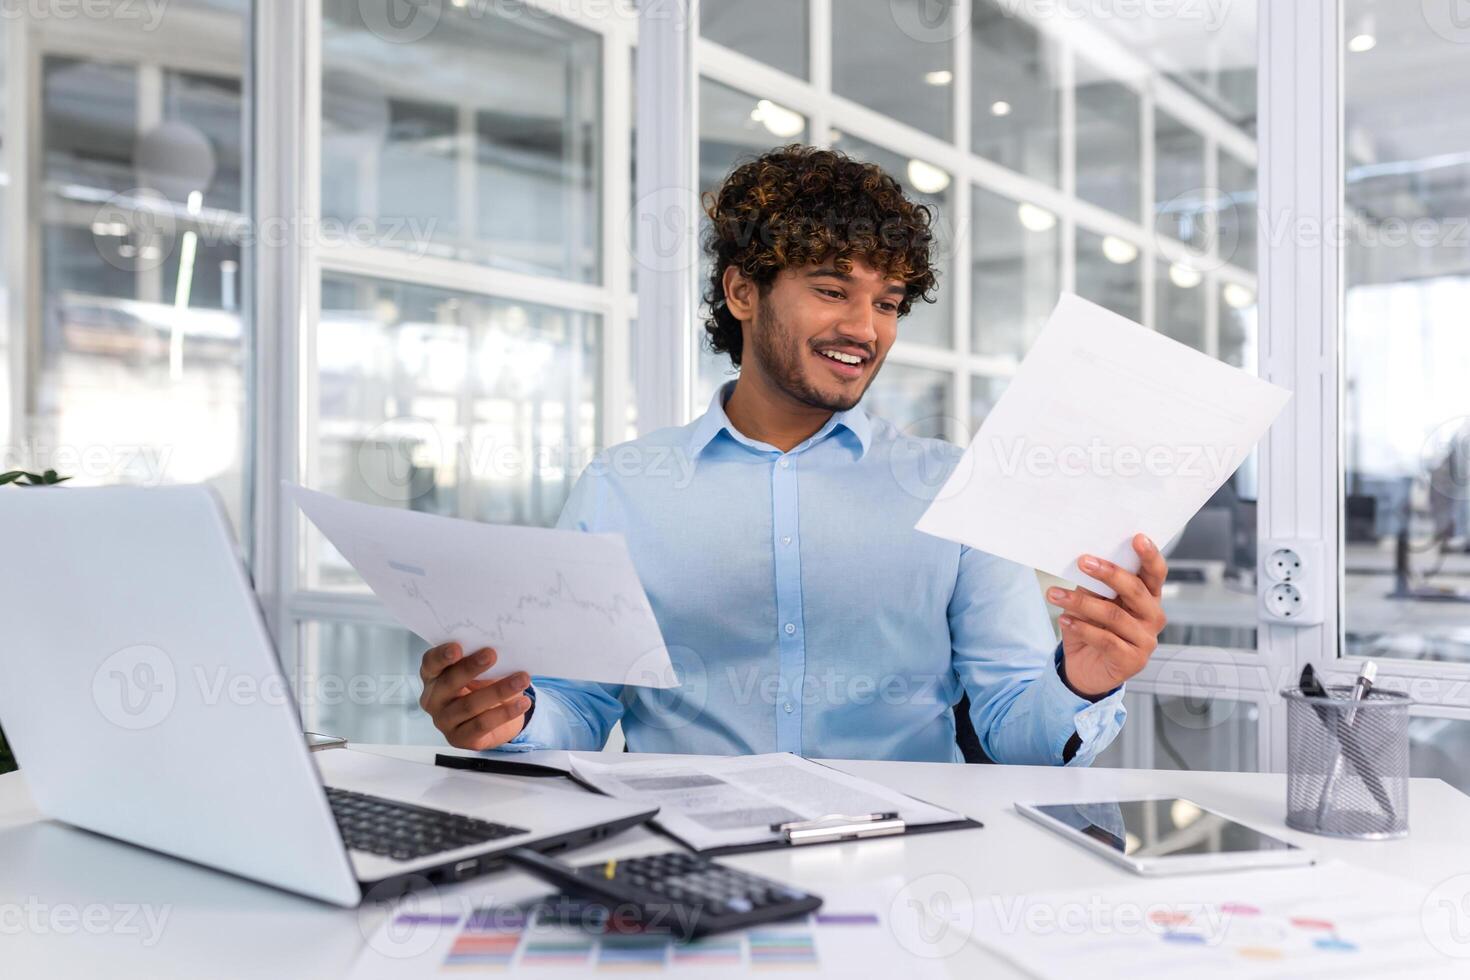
[
  {"x1": 1299, "y1": 664, "x2": 1393, "y2": 822},
  {"x1": 435, "y1": 753, "x2": 569, "y2": 777},
  {"x1": 770, "y1": 811, "x2": 899, "y2": 832},
  {"x1": 1345, "y1": 660, "x2": 1377, "y2": 727},
  {"x1": 434, "y1": 753, "x2": 608, "y2": 796}
]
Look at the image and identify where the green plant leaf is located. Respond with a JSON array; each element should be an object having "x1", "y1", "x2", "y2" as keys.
[{"x1": 1, "y1": 469, "x2": 70, "y2": 487}]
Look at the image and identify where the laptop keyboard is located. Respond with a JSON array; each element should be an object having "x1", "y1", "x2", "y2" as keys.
[{"x1": 326, "y1": 786, "x2": 528, "y2": 863}]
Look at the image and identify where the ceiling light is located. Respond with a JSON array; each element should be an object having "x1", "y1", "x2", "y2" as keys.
[
  {"x1": 1223, "y1": 283, "x2": 1256, "y2": 309},
  {"x1": 1016, "y1": 202, "x2": 1057, "y2": 232},
  {"x1": 1101, "y1": 235, "x2": 1139, "y2": 265},
  {"x1": 990, "y1": 100, "x2": 1013, "y2": 117},
  {"x1": 906, "y1": 159, "x2": 951, "y2": 195},
  {"x1": 750, "y1": 99, "x2": 804, "y2": 138},
  {"x1": 924, "y1": 70, "x2": 953, "y2": 86},
  {"x1": 1168, "y1": 262, "x2": 1203, "y2": 289},
  {"x1": 1348, "y1": 33, "x2": 1376, "y2": 53}
]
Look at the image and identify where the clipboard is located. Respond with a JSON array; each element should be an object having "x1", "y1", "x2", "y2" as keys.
[
  {"x1": 689, "y1": 812, "x2": 983, "y2": 857},
  {"x1": 438, "y1": 753, "x2": 983, "y2": 856},
  {"x1": 682, "y1": 765, "x2": 983, "y2": 857}
]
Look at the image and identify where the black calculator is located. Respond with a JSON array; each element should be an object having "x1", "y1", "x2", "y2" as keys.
[{"x1": 504, "y1": 848, "x2": 822, "y2": 939}]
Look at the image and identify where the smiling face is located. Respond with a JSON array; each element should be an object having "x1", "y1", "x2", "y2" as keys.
[{"x1": 726, "y1": 259, "x2": 904, "y2": 413}]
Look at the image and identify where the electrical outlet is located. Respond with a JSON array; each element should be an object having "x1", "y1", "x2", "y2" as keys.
[
  {"x1": 1264, "y1": 547, "x2": 1303, "y2": 582},
  {"x1": 1259, "y1": 539, "x2": 1324, "y2": 625},
  {"x1": 1264, "y1": 582, "x2": 1305, "y2": 618}
]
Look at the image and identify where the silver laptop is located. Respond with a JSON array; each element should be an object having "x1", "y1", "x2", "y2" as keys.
[{"x1": 0, "y1": 484, "x2": 654, "y2": 907}]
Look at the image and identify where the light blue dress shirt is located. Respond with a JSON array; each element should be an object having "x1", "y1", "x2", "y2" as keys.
[{"x1": 505, "y1": 381, "x2": 1126, "y2": 764}]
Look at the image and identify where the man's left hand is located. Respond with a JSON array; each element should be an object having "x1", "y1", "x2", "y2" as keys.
[{"x1": 1046, "y1": 533, "x2": 1168, "y2": 698}]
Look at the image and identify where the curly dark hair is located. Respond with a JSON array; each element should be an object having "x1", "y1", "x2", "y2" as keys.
[{"x1": 701, "y1": 143, "x2": 939, "y2": 367}]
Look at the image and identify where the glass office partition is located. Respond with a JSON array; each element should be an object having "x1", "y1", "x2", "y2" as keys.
[
  {"x1": 1341, "y1": 0, "x2": 1470, "y2": 691},
  {"x1": 29, "y1": 2, "x2": 250, "y2": 528}
]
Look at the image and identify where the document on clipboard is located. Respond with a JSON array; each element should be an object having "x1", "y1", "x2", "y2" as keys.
[{"x1": 566, "y1": 753, "x2": 978, "y2": 854}]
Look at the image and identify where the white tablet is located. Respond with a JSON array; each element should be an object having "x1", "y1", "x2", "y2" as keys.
[{"x1": 1015, "y1": 797, "x2": 1317, "y2": 876}]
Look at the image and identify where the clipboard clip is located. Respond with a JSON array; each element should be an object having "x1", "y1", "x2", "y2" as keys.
[{"x1": 770, "y1": 811, "x2": 906, "y2": 846}]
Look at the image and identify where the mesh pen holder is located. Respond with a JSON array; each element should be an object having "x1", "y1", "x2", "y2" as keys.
[{"x1": 1283, "y1": 686, "x2": 1410, "y2": 840}]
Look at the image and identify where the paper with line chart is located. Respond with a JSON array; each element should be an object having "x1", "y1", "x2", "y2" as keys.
[{"x1": 288, "y1": 485, "x2": 676, "y2": 688}]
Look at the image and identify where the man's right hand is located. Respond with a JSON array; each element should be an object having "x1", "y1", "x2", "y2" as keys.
[{"x1": 418, "y1": 643, "x2": 533, "y2": 750}]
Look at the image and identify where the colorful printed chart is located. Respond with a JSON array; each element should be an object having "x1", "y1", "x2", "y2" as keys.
[
  {"x1": 436, "y1": 905, "x2": 878, "y2": 972},
  {"x1": 349, "y1": 880, "x2": 943, "y2": 980},
  {"x1": 971, "y1": 862, "x2": 1456, "y2": 978},
  {"x1": 1150, "y1": 902, "x2": 1362, "y2": 960}
]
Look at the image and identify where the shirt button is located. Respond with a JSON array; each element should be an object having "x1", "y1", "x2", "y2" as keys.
[
  {"x1": 784, "y1": 623, "x2": 796, "y2": 635},
  {"x1": 781, "y1": 535, "x2": 792, "y2": 546},
  {"x1": 778, "y1": 458, "x2": 790, "y2": 469},
  {"x1": 783, "y1": 702, "x2": 794, "y2": 714}
]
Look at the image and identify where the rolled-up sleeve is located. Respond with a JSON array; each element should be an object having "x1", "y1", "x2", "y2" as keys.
[{"x1": 949, "y1": 545, "x2": 1126, "y2": 766}]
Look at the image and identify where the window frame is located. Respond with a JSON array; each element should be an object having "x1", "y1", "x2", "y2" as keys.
[
  {"x1": 251, "y1": 1, "x2": 639, "y2": 724},
  {"x1": 236, "y1": 0, "x2": 1470, "y2": 755}
]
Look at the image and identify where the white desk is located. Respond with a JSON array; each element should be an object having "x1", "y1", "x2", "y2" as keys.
[{"x1": 4, "y1": 745, "x2": 1468, "y2": 978}]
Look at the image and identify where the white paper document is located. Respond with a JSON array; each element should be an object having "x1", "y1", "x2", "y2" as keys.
[
  {"x1": 917, "y1": 293, "x2": 1291, "y2": 597},
  {"x1": 970, "y1": 862, "x2": 1459, "y2": 978},
  {"x1": 567, "y1": 753, "x2": 964, "y2": 852},
  {"x1": 288, "y1": 484, "x2": 676, "y2": 688}
]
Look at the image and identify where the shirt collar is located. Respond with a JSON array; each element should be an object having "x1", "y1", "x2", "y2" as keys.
[{"x1": 687, "y1": 381, "x2": 872, "y2": 460}]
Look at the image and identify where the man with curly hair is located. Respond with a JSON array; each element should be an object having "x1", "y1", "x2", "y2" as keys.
[{"x1": 417, "y1": 145, "x2": 1167, "y2": 766}]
